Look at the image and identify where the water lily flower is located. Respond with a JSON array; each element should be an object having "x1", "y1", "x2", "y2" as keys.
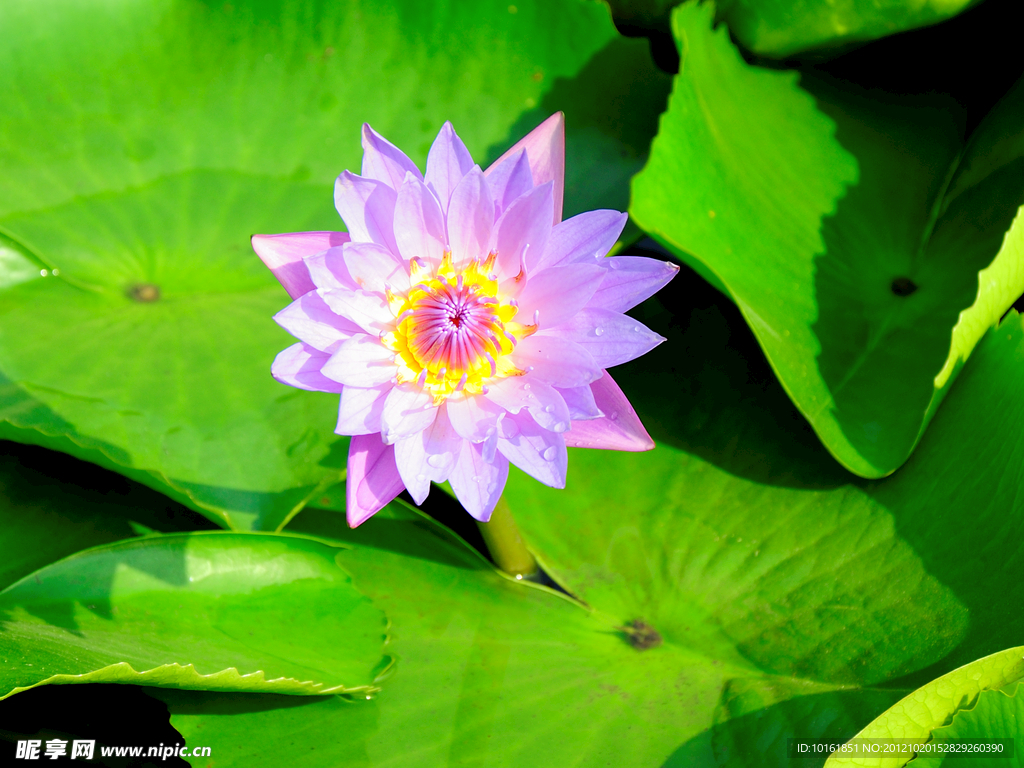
[{"x1": 254, "y1": 114, "x2": 678, "y2": 527}]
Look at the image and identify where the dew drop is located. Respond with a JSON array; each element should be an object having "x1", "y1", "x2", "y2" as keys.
[
  {"x1": 416, "y1": 473, "x2": 427, "y2": 482},
  {"x1": 39, "y1": 269, "x2": 48, "y2": 277},
  {"x1": 523, "y1": 383, "x2": 531, "y2": 391},
  {"x1": 544, "y1": 405, "x2": 553, "y2": 413},
  {"x1": 472, "y1": 475, "x2": 481, "y2": 483},
  {"x1": 554, "y1": 421, "x2": 567, "y2": 432},
  {"x1": 51, "y1": 268, "x2": 60, "y2": 276},
  {"x1": 609, "y1": 410, "x2": 619, "y2": 420},
  {"x1": 633, "y1": 325, "x2": 641, "y2": 332},
  {"x1": 594, "y1": 327, "x2": 604, "y2": 336},
  {"x1": 427, "y1": 455, "x2": 444, "y2": 468},
  {"x1": 542, "y1": 446, "x2": 557, "y2": 461}
]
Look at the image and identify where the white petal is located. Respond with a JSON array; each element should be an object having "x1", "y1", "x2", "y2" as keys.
[
  {"x1": 511, "y1": 335, "x2": 601, "y2": 388},
  {"x1": 514, "y1": 263, "x2": 605, "y2": 328},
  {"x1": 381, "y1": 384, "x2": 438, "y2": 443},
  {"x1": 273, "y1": 291, "x2": 360, "y2": 354},
  {"x1": 557, "y1": 384, "x2": 602, "y2": 420},
  {"x1": 496, "y1": 411, "x2": 567, "y2": 489},
  {"x1": 446, "y1": 392, "x2": 504, "y2": 442},
  {"x1": 342, "y1": 241, "x2": 410, "y2": 293},
  {"x1": 320, "y1": 287, "x2": 394, "y2": 335},
  {"x1": 335, "y1": 384, "x2": 392, "y2": 435},
  {"x1": 394, "y1": 174, "x2": 448, "y2": 270},
  {"x1": 321, "y1": 335, "x2": 396, "y2": 387},
  {"x1": 548, "y1": 308, "x2": 665, "y2": 368},
  {"x1": 448, "y1": 442, "x2": 509, "y2": 522},
  {"x1": 334, "y1": 171, "x2": 399, "y2": 254},
  {"x1": 447, "y1": 166, "x2": 493, "y2": 267},
  {"x1": 484, "y1": 376, "x2": 570, "y2": 433}
]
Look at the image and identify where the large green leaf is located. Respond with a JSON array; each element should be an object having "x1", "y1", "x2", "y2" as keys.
[
  {"x1": 0, "y1": 441, "x2": 212, "y2": 591},
  {"x1": 156, "y1": 295, "x2": 1024, "y2": 765},
  {"x1": 630, "y1": 1, "x2": 1024, "y2": 478},
  {"x1": 0, "y1": 532, "x2": 388, "y2": 700},
  {"x1": 823, "y1": 647, "x2": 1024, "y2": 768},
  {"x1": 0, "y1": 0, "x2": 668, "y2": 531}
]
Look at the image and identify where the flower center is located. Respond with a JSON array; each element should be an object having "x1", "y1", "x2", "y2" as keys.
[{"x1": 383, "y1": 253, "x2": 534, "y2": 401}]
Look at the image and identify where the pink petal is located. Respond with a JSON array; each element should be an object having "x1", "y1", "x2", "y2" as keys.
[
  {"x1": 492, "y1": 181, "x2": 553, "y2": 279},
  {"x1": 449, "y1": 442, "x2": 509, "y2": 522},
  {"x1": 538, "y1": 210, "x2": 627, "y2": 271},
  {"x1": 361, "y1": 124, "x2": 422, "y2": 190},
  {"x1": 484, "y1": 376, "x2": 570, "y2": 433},
  {"x1": 320, "y1": 287, "x2": 394, "y2": 335},
  {"x1": 336, "y1": 384, "x2": 392, "y2": 436},
  {"x1": 381, "y1": 384, "x2": 438, "y2": 444},
  {"x1": 484, "y1": 112, "x2": 564, "y2": 225},
  {"x1": 252, "y1": 231, "x2": 349, "y2": 299},
  {"x1": 393, "y1": 405, "x2": 462, "y2": 504},
  {"x1": 514, "y1": 263, "x2": 606, "y2": 328},
  {"x1": 273, "y1": 291, "x2": 361, "y2": 354},
  {"x1": 512, "y1": 335, "x2": 601, "y2": 388},
  {"x1": 588, "y1": 256, "x2": 681, "y2": 313},
  {"x1": 563, "y1": 371, "x2": 654, "y2": 451},
  {"x1": 321, "y1": 335, "x2": 396, "y2": 387},
  {"x1": 496, "y1": 410, "x2": 567, "y2": 489},
  {"x1": 305, "y1": 247, "x2": 356, "y2": 292},
  {"x1": 346, "y1": 434, "x2": 405, "y2": 528},
  {"x1": 548, "y1": 308, "x2": 666, "y2": 368},
  {"x1": 485, "y1": 149, "x2": 534, "y2": 219},
  {"x1": 393, "y1": 174, "x2": 448, "y2": 270},
  {"x1": 425, "y1": 121, "x2": 475, "y2": 211},
  {"x1": 334, "y1": 171, "x2": 399, "y2": 254},
  {"x1": 446, "y1": 166, "x2": 493, "y2": 267},
  {"x1": 446, "y1": 392, "x2": 504, "y2": 442},
  {"x1": 556, "y1": 384, "x2": 602, "y2": 420},
  {"x1": 342, "y1": 241, "x2": 410, "y2": 293},
  {"x1": 271, "y1": 343, "x2": 344, "y2": 393}
]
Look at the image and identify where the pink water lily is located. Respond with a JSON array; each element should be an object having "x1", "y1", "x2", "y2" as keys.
[{"x1": 254, "y1": 114, "x2": 678, "y2": 526}]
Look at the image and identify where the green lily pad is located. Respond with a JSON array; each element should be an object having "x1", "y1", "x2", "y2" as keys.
[
  {"x1": 630, "y1": 1, "x2": 1024, "y2": 478},
  {"x1": 0, "y1": 532, "x2": 388, "y2": 700},
  {"x1": 0, "y1": 441, "x2": 212, "y2": 591},
  {"x1": 0, "y1": 0, "x2": 667, "y2": 530},
  {"x1": 823, "y1": 647, "x2": 1024, "y2": 768}
]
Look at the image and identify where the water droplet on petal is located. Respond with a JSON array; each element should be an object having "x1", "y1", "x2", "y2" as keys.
[
  {"x1": 594, "y1": 327, "x2": 604, "y2": 336},
  {"x1": 416, "y1": 474, "x2": 426, "y2": 482},
  {"x1": 633, "y1": 325, "x2": 641, "y2": 332},
  {"x1": 472, "y1": 475, "x2": 481, "y2": 483},
  {"x1": 543, "y1": 405, "x2": 553, "y2": 413},
  {"x1": 523, "y1": 383, "x2": 531, "y2": 391},
  {"x1": 609, "y1": 411, "x2": 619, "y2": 420},
  {"x1": 427, "y1": 455, "x2": 444, "y2": 468},
  {"x1": 542, "y1": 446, "x2": 557, "y2": 461},
  {"x1": 553, "y1": 421, "x2": 567, "y2": 432}
]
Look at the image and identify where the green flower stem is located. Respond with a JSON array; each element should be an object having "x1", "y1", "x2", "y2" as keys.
[{"x1": 476, "y1": 497, "x2": 538, "y2": 580}]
